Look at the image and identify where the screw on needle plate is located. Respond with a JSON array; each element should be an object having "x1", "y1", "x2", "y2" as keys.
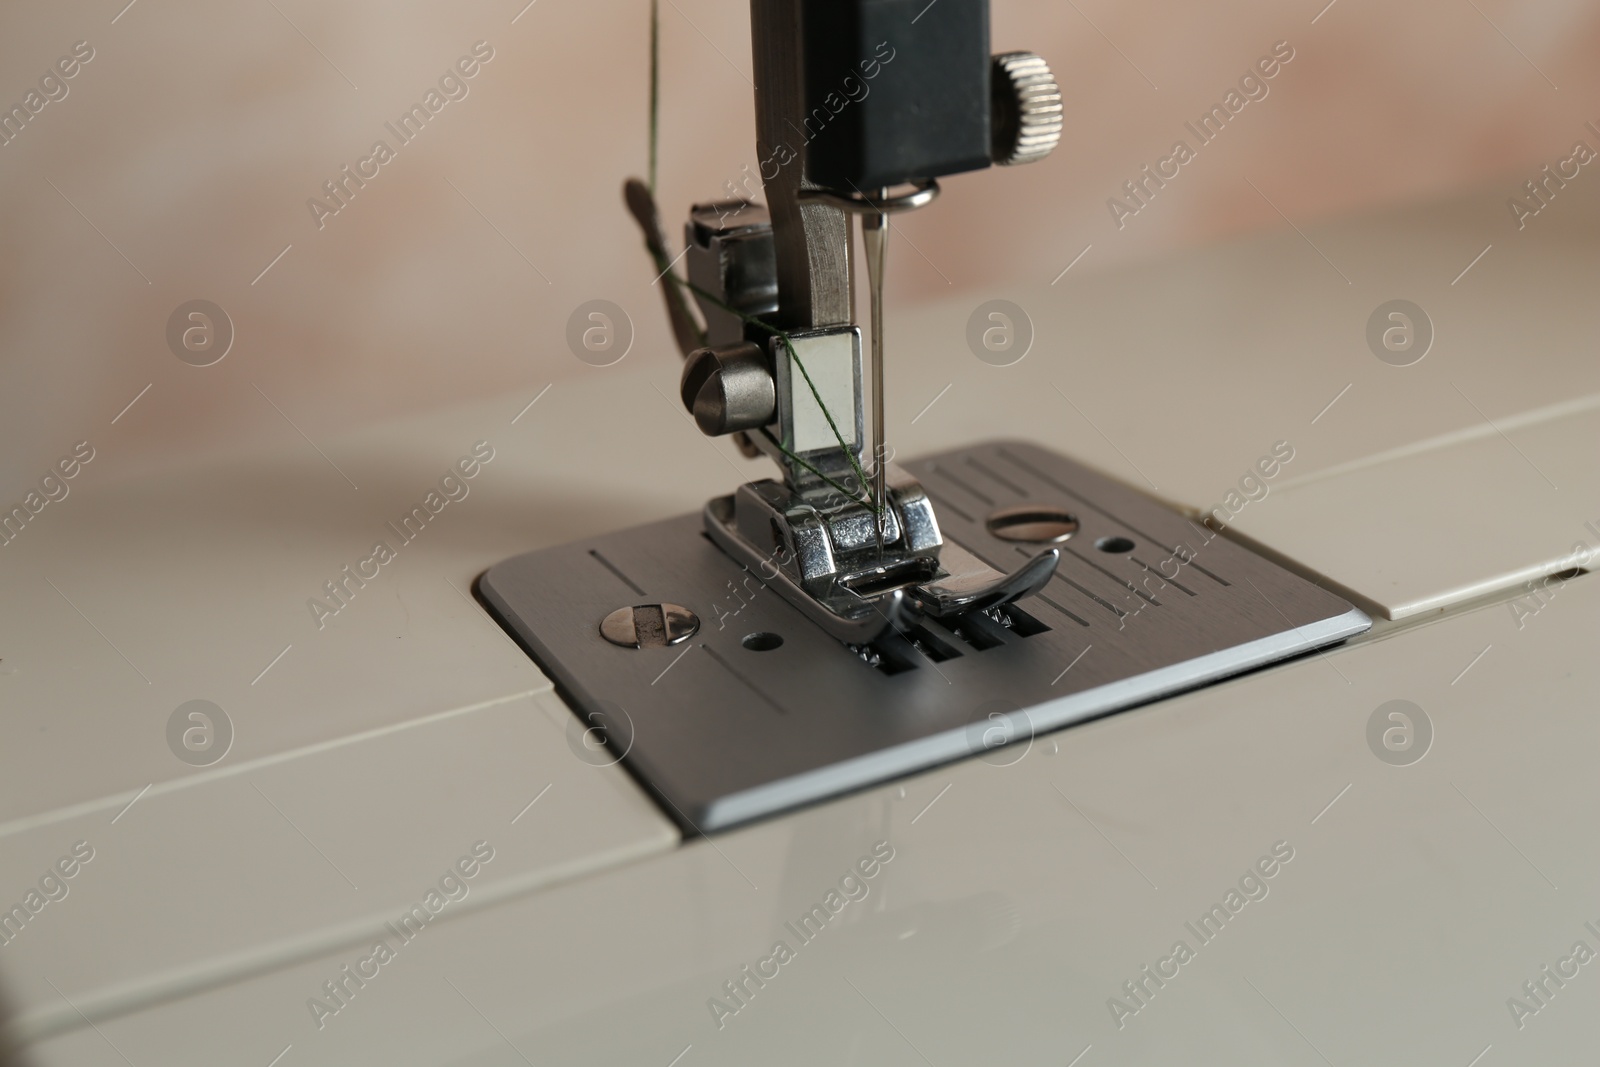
[{"x1": 600, "y1": 603, "x2": 700, "y2": 649}]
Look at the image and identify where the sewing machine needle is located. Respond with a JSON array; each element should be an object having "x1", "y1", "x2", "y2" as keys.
[{"x1": 862, "y1": 191, "x2": 889, "y2": 553}]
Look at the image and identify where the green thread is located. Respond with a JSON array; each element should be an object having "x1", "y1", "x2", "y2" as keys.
[
  {"x1": 644, "y1": 0, "x2": 704, "y2": 347},
  {"x1": 756, "y1": 429, "x2": 865, "y2": 505},
  {"x1": 648, "y1": 0, "x2": 659, "y2": 195}
]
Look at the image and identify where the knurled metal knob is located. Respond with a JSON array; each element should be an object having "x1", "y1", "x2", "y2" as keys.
[{"x1": 990, "y1": 52, "x2": 1063, "y2": 166}]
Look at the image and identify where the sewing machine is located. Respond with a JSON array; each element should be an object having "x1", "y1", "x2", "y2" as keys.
[
  {"x1": 479, "y1": 0, "x2": 1367, "y2": 831},
  {"x1": 3, "y1": 0, "x2": 1599, "y2": 1064}
]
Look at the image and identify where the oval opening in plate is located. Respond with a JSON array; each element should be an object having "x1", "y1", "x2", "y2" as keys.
[{"x1": 985, "y1": 505, "x2": 1079, "y2": 544}]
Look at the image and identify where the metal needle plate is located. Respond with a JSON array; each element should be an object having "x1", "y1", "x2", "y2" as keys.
[{"x1": 479, "y1": 441, "x2": 1370, "y2": 834}]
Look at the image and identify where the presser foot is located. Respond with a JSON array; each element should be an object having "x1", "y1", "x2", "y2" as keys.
[{"x1": 702, "y1": 467, "x2": 1061, "y2": 645}]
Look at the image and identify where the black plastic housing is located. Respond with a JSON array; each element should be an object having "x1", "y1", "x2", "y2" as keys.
[{"x1": 801, "y1": 0, "x2": 991, "y2": 189}]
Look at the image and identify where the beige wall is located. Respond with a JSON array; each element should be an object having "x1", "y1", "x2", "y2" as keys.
[{"x1": 2, "y1": 0, "x2": 1597, "y2": 483}]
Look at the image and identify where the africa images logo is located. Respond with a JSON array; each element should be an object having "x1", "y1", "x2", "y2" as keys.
[
  {"x1": 707, "y1": 841, "x2": 895, "y2": 1030},
  {"x1": 1106, "y1": 840, "x2": 1295, "y2": 1029},
  {"x1": 306, "y1": 842, "x2": 494, "y2": 1030},
  {"x1": 1106, "y1": 40, "x2": 1295, "y2": 229},
  {"x1": 306, "y1": 441, "x2": 494, "y2": 630},
  {"x1": 305, "y1": 42, "x2": 495, "y2": 230}
]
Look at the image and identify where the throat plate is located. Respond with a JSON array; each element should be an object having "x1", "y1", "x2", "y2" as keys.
[{"x1": 479, "y1": 441, "x2": 1369, "y2": 834}]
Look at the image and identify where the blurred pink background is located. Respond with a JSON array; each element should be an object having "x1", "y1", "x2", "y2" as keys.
[{"x1": 1, "y1": 0, "x2": 1597, "y2": 484}]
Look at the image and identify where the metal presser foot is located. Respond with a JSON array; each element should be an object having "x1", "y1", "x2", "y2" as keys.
[
  {"x1": 702, "y1": 468, "x2": 1062, "y2": 646},
  {"x1": 479, "y1": 0, "x2": 1371, "y2": 832}
]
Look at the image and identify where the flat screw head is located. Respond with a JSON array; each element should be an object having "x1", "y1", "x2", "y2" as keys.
[{"x1": 600, "y1": 604, "x2": 700, "y2": 649}]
